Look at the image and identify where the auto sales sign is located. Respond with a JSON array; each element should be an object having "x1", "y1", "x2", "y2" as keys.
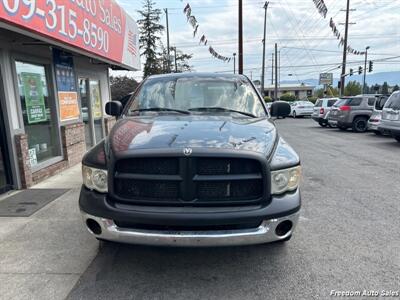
[{"x1": 0, "y1": 0, "x2": 140, "y2": 70}]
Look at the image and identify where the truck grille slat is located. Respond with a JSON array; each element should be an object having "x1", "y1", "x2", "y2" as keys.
[{"x1": 113, "y1": 157, "x2": 266, "y2": 206}]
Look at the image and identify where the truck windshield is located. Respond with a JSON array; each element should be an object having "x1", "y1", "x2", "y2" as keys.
[
  {"x1": 127, "y1": 76, "x2": 266, "y2": 118},
  {"x1": 384, "y1": 93, "x2": 400, "y2": 110}
]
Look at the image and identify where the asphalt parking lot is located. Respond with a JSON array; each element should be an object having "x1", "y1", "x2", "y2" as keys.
[{"x1": 67, "y1": 118, "x2": 400, "y2": 300}]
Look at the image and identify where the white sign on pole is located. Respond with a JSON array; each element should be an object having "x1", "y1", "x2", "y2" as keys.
[{"x1": 319, "y1": 73, "x2": 333, "y2": 85}]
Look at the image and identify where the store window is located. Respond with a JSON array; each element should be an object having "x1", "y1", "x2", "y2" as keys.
[{"x1": 15, "y1": 61, "x2": 61, "y2": 167}]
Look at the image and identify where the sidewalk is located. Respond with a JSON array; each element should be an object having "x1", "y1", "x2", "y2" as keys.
[{"x1": 0, "y1": 164, "x2": 98, "y2": 300}]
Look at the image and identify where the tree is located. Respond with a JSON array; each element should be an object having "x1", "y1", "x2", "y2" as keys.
[
  {"x1": 344, "y1": 81, "x2": 362, "y2": 96},
  {"x1": 393, "y1": 84, "x2": 400, "y2": 92},
  {"x1": 314, "y1": 87, "x2": 339, "y2": 98},
  {"x1": 137, "y1": 0, "x2": 164, "y2": 78},
  {"x1": 382, "y1": 81, "x2": 389, "y2": 94},
  {"x1": 280, "y1": 93, "x2": 296, "y2": 102},
  {"x1": 110, "y1": 76, "x2": 139, "y2": 100},
  {"x1": 158, "y1": 44, "x2": 193, "y2": 73}
]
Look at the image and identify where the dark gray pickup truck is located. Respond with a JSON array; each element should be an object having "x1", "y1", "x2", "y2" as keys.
[{"x1": 79, "y1": 73, "x2": 301, "y2": 247}]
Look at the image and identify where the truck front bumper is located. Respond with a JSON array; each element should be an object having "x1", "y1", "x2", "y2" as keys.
[
  {"x1": 79, "y1": 187, "x2": 301, "y2": 246},
  {"x1": 82, "y1": 211, "x2": 299, "y2": 246}
]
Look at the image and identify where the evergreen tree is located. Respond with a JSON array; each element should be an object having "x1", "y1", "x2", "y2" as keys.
[
  {"x1": 344, "y1": 81, "x2": 362, "y2": 96},
  {"x1": 137, "y1": 0, "x2": 164, "y2": 78},
  {"x1": 382, "y1": 81, "x2": 389, "y2": 94},
  {"x1": 393, "y1": 84, "x2": 399, "y2": 92},
  {"x1": 158, "y1": 44, "x2": 193, "y2": 73}
]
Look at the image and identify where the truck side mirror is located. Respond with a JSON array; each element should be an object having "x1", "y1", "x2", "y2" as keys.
[
  {"x1": 270, "y1": 101, "x2": 291, "y2": 118},
  {"x1": 105, "y1": 101, "x2": 123, "y2": 116}
]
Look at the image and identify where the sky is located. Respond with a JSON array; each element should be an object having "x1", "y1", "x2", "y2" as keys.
[{"x1": 115, "y1": 0, "x2": 400, "y2": 84}]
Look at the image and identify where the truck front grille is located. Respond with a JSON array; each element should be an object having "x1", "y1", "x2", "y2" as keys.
[{"x1": 113, "y1": 156, "x2": 266, "y2": 206}]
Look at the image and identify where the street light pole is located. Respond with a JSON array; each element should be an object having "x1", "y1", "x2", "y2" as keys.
[
  {"x1": 363, "y1": 46, "x2": 370, "y2": 94},
  {"x1": 261, "y1": 1, "x2": 269, "y2": 96},
  {"x1": 164, "y1": 8, "x2": 171, "y2": 72}
]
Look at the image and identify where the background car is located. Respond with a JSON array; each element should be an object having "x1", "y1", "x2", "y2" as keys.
[
  {"x1": 327, "y1": 96, "x2": 376, "y2": 132},
  {"x1": 290, "y1": 100, "x2": 314, "y2": 118},
  {"x1": 312, "y1": 98, "x2": 339, "y2": 127},
  {"x1": 367, "y1": 95, "x2": 389, "y2": 135},
  {"x1": 379, "y1": 91, "x2": 400, "y2": 143}
]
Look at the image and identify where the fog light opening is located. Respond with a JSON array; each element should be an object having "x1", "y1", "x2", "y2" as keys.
[
  {"x1": 275, "y1": 220, "x2": 293, "y2": 237},
  {"x1": 86, "y1": 219, "x2": 102, "y2": 235}
]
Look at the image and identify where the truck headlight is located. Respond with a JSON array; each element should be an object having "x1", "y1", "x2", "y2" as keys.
[
  {"x1": 82, "y1": 165, "x2": 108, "y2": 193},
  {"x1": 271, "y1": 166, "x2": 301, "y2": 195}
]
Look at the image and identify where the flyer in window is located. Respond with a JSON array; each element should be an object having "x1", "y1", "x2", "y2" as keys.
[
  {"x1": 53, "y1": 49, "x2": 80, "y2": 122},
  {"x1": 21, "y1": 72, "x2": 47, "y2": 124}
]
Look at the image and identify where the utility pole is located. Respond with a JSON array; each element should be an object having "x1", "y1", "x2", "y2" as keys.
[
  {"x1": 271, "y1": 53, "x2": 274, "y2": 85},
  {"x1": 274, "y1": 43, "x2": 278, "y2": 101},
  {"x1": 164, "y1": 8, "x2": 171, "y2": 72},
  {"x1": 261, "y1": 1, "x2": 269, "y2": 96},
  {"x1": 238, "y1": 0, "x2": 243, "y2": 74},
  {"x1": 278, "y1": 50, "x2": 281, "y2": 89},
  {"x1": 233, "y1": 53, "x2": 236, "y2": 74},
  {"x1": 173, "y1": 47, "x2": 178, "y2": 72},
  {"x1": 363, "y1": 46, "x2": 370, "y2": 94},
  {"x1": 340, "y1": 0, "x2": 350, "y2": 96}
]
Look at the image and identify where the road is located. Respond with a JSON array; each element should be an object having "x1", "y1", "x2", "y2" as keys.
[{"x1": 67, "y1": 118, "x2": 400, "y2": 300}]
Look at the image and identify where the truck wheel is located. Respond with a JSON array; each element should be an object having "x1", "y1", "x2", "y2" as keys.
[
  {"x1": 293, "y1": 111, "x2": 297, "y2": 118},
  {"x1": 318, "y1": 120, "x2": 327, "y2": 127},
  {"x1": 394, "y1": 135, "x2": 400, "y2": 143},
  {"x1": 352, "y1": 117, "x2": 368, "y2": 133}
]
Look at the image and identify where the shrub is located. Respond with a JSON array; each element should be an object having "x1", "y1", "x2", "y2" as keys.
[
  {"x1": 280, "y1": 93, "x2": 296, "y2": 102},
  {"x1": 264, "y1": 96, "x2": 272, "y2": 102}
]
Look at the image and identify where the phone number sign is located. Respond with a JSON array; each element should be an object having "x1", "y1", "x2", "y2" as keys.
[{"x1": 0, "y1": 0, "x2": 140, "y2": 70}]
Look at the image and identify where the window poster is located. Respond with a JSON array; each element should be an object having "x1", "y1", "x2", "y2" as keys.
[
  {"x1": 90, "y1": 82, "x2": 102, "y2": 119},
  {"x1": 21, "y1": 72, "x2": 47, "y2": 124},
  {"x1": 53, "y1": 49, "x2": 80, "y2": 121}
]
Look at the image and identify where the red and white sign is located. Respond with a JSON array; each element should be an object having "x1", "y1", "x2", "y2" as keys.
[{"x1": 0, "y1": 0, "x2": 140, "y2": 70}]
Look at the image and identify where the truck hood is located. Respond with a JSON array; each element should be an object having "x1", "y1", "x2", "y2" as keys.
[{"x1": 109, "y1": 115, "x2": 277, "y2": 157}]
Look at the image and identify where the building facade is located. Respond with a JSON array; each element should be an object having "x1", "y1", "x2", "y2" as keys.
[
  {"x1": 257, "y1": 84, "x2": 315, "y2": 100},
  {"x1": 0, "y1": 1, "x2": 139, "y2": 193}
]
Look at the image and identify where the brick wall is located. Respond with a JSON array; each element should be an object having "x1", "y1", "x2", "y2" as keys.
[
  {"x1": 61, "y1": 123, "x2": 86, "y2": 166},
  {"x1": 15, "y1": 123, "x2": 86, "y2": 188},
  {"x1": 14, "y1": 134, "x2": 33, "y2": 188}
]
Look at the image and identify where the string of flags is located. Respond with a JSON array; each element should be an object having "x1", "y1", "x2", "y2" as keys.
[
  {"x1": 312, "y1": 0, "x2": 328, "y2": 18},
  {"x1": 329, "y1": 18, "x2": 366, "y2": 55},
  {"x1": 183, "y1": 3, "x2": 232, "y2": 63}
]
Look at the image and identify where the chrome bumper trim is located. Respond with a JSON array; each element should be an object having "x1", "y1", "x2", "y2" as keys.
[{"x1": 81, "y1": 212, "x2": 300, "y2": 247}]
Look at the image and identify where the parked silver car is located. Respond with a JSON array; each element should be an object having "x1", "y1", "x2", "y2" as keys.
[
  {"x1": 327, "y1": 96, "x2": 376, "y2": 132},
  {"x1": 367, "y1": 95, "x2": 389, "y2": 135},
  {"x1": 312, "y1": 98, "x2": 339, "y2": 127},
  {"x1": 378, "y1": 91, "x2": 400, "y2": 143}
]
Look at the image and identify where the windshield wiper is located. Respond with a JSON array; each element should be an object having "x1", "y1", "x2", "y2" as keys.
[
  {"x1": 130, "y1": 107, "x2": 190, "y2": 115},
  {"x1": 188, "y1": 107, "x2": 256, "y2": 118}
]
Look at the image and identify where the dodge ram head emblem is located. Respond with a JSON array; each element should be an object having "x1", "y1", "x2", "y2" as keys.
[{"x1": 183, "y1": 148, "x2": 192, "y2": 156}]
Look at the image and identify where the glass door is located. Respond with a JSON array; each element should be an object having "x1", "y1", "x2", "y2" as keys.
[
  {"x1": 0, "y1": 102, "x2": 12, "y2": 193},
  {"x1": 79, "y1": 78, "x2": 104, "y2": 149},
  {"x1": 89, "y1": 80, "x2": 104, "y2": 144}
]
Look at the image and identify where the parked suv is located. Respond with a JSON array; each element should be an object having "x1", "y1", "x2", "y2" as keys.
[
  {"x1": 312, "y1": 98, "x2": 339, "y2": 127},
  {"x1": 79, "y1": 73, "x2": 301, "y2": 247},
  {"x1": 327, "y1": 96, "x2": 376, "y2": 132},
  {"x1": 378, "y1": 91, "x2": 400, "y2": 143},
  {"x1": 367, "y1": 95, "x2": 389, "y2": 135}
]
